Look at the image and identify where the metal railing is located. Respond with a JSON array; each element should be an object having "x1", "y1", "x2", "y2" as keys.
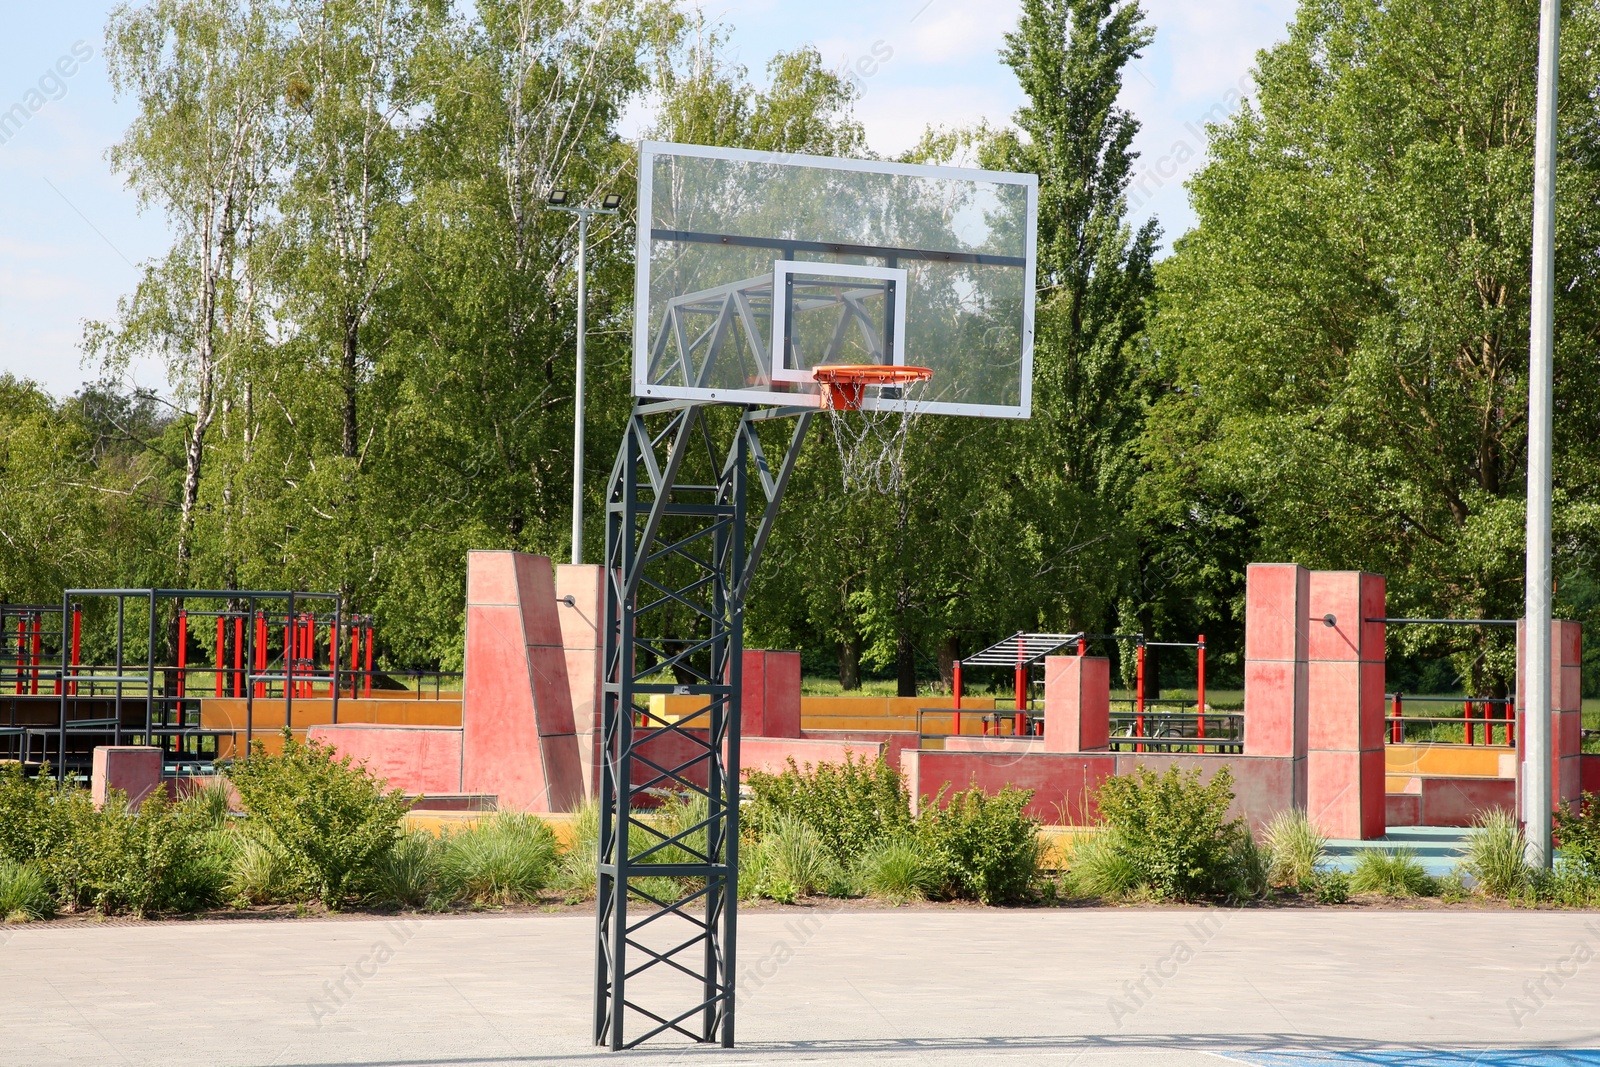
[{"x1": 1385, "y1": 693, "x2": 1515, "y2": 746}]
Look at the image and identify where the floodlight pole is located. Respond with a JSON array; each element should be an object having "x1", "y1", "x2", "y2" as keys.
[
  {"x1": 1523, "y1": 0, "x2": 1560, "y2": 868},
  {"x1": 547, "y1": 196, "x2": 619, "y2": 565}
]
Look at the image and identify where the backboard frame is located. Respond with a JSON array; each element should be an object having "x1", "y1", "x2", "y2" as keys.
[
  {"x1": 769, "y1": 261, "x2": 910, "y2": 384},
  {"x1": 632, "y1": 141, "x2": 1038, "y2": 419}
]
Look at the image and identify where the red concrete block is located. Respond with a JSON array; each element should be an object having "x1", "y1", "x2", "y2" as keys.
[
  {"x1": 1386, "y1": 793, "x2": 1421, "y2": 827},
  {"x1": 1307, "y1": 571, "x2": 1385, "y2": 662},
  {"x1": 1419, "y1": 777, "x2": 1516, "y2": 827},
  {"x1": 463, "y1": 551, "x2": 584, "y2": 812},
  {"x1": 91, "y1": 746, "x2": 163, "y2": 810},
  {"x1": 1558, "y1": 620, "x2": 1583, "y2": 670},
  {"x1": 1583, "y1": 754, "x2": 1600, "y2": 796},
  {"x1": 309, "y1": 724, "x2": 463, "y2": 795},
  {"x1": 1245, "y1": 563, "x2": 1309, "y2": 663},
  {"x1": 1558, "y1": 665, "x2": 1583, "y2": 715},
  {"x1": 1043, "y1": 655, "x2": 1110, "y2": 753},
  {"x1": 739, "y1": 649, "x2": 768, "y2": 737},
  {"x1": 763, "y1": 651, "x2": 802, "y2": 739},
  {"x1": 1244, "y1": 660, "x2": 1305, "y2": 757},
  {"x1": 1557, "y1": 754, "x2": 1582, "y2": 810},
  {"x1": 1307, "y1": 660, "x2": 1360, "y2": 750},
  {"x1": 557, "y1": 564, "x2": 605, "y2": 802},
  {"x1": 1557, "y1": 709, "x2": 1583, "y2": 757},
  {"x1": 1360, "y1": 748, "x2": 1386, "y2": 837}
]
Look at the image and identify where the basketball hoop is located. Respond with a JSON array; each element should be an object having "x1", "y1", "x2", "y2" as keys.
[{"x1": 811, "y1": 364, "x2": 933, "y2": 493}]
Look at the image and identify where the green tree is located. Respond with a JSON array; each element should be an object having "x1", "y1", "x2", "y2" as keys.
[{"x1": 1147, "y1": 0, "x2": 1600, "y2": 690}]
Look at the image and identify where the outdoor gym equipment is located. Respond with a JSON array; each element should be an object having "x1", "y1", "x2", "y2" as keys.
[
  {"x1": 1366, "y1": 616, "x2": 1519, "y2": 749},
  {"x1": 596, "y1": 141, "x2": 1037, "y2": 1050}
]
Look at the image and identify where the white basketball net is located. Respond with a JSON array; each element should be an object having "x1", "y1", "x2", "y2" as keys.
[{"x1": 824, "y1": 379, "x2": 930, "y2": 494}]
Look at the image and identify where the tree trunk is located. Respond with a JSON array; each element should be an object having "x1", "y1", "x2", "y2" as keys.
[
  {"x1": 896, "y1": 629, "x2": 916, "y2": 698},
  {"x1": 342, "y1": 312, "x2": 359, "y2": 458},
  {"x1": 836, "y1": 636, "x2": 861, "y2": 690},
  {"x1": 937, "y1": 633, "x2": 958, "y2": 694}
]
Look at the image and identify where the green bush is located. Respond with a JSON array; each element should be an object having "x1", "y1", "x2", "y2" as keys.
[
  {"x1": 224, "y1": 829, "x2": 296, "y2": 905},
  {"x1": 183, "y1": 778, "x2": 235, "y2": 831},
  {"x1": 745, "y1": 754, "x2": 912, "y2": 867},
  {"x1": 226, "y1": 731, "x2": 411, "y2": 906},
  {"x1": 1465, "y1": 809, "x2": 1530, "y2": 898},
  {"x1": 915, "y1": 785, "x2": 1041, "y2": 904},
  {"x1": 856, "y1": 836, "x2": 938, "y2": 904},
  {"x1": 553, "y1": 799, "x2": 601, "y2": 903},
  {"x1": 1350, "y1": 847, "x2": 1436, "y2": 898},
  {"x1": 1533, "y1": 863, "x2": 1600, "y2": 907},
  {"x1": 1225, "y1": 831, "x2": 1271, "y2": 901},
  {"x1": 0, "y1": 763, "x2": 82, "y2": 866},
  {"x1": 1263, "y1": 809, "x2": 1328, "y2": 888},
  {"x1": 371, "y1": 831, "x2": 439, "y2": 907},
  {"x1": 750, "y1": 815, "x2": 832, "y2": 901},
  {"x1": 0, "y1": 858, "x2": 53, "y2": 921},
  {"x1": 1091, "y1": 765, "x2": 1249, "y2": 901},
  {"x1": 47, "y1": 789, "x2": 228, "y2": 916},
  {"x1": 434, "y1": 813, "x2": 559, "y2": 905},
  {"x1": 1062, "y1": 830, "x2": 1139, "y2": 900},
  {"x1": 1311, "y1": 868, "x2": 1351, "y2": 904},
  {"x1": 1554, "y1": 791, "x2": 1600, "y2": 876}
]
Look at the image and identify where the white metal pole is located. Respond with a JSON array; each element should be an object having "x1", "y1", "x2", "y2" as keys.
[
  {"x1": 572, "y1": 211, "x2": 589, "y2": 567},
  {"x1": 1523, "y1": 0, "x2": 1560, "y2": 868}
]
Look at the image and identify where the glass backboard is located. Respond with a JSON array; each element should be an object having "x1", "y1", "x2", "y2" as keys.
[{"x1": 633, "y1": 142, "x2": 1037, "y2": 418}]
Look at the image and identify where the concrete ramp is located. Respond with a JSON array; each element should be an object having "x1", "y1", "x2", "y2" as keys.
[{"x1": 462, "y1": 551, "x2": 584, "y2": 812}]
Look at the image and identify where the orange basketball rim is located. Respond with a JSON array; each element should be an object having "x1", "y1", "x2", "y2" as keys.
[{"x1": 811, "y1": 364, "x2": 933, "y2": 411}]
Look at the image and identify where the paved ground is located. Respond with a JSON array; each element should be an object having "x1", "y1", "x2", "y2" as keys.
[{"x1": 4, "y1": 907, "x2": 1600, "y2": 1066}]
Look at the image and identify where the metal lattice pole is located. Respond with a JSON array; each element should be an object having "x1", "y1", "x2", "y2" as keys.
[{"x1": 594, "y1": 402, "x2": 809, "y2": 1050}]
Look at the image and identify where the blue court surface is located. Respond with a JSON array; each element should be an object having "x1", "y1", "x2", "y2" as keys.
[{"x1": 1233, "y1": 1053, "x2": 1600, "y2": 1067}]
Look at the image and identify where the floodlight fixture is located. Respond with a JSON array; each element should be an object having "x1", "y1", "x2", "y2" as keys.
[
  {"x1": 546, "y1": 188, "x2": 569, "y2": 206},
  {"x1": 601, "y1": 193, "x2": 622, "y2": 211}
]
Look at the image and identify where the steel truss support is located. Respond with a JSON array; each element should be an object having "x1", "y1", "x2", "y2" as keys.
[{"x1": 594, "y1": 401, "x2": 810, "y2": 1050}]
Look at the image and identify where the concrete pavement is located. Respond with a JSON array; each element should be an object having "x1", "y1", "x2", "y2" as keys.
[{"x1": 3, "y1": 907, "x2": 1600, "y2": 1065}]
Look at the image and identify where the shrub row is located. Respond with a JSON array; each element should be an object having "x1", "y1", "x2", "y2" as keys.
[
  {"x1": 1056, "y1": 767, "x2": 1600, "y2": 907},
  {"x1": 0, "y1": 733, "x2": 569, "y2": 920}
]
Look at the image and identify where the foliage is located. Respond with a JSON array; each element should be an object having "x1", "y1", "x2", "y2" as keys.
[
  {"x1": 226, "y1": 732, "x2": 411, "y2": 906},
  {"x1": 1554, "y1": 791, "x2": 1600, "y2": 876},
  {"x1": 1527, "y1": 863, "x2": 1600, "y2": 907},
  {"x1": 915, "y1": 785, "x2": 1042, "y2": 904},
  {"x1": 1311, "y1": 869, "x2": 1351, "y2": 905},
  {"x1": 225, "y1": 829, "x2": 296, "y2": 906},
  {"x1": 855, "y1": 837, "x2": 939, "y2": 905},
  {"x1": 1146, "y1": 0, "x2": 1600, "y2": 684},
  {"x1": 371, "y1": 831, "x2": 439, "y2": 908},
  {"x1": 1091, "y1": 765, "x2": 1248, "y2": 900},
  {"x1": 553, "y1": 799, "x2": 601, "y2": 903},
  {"x1": 747, "y1": 815, "x2": 833, "y2": 902},
  {"x1": 1465, "y1": 809, "x2": 1532, "y2": 898},
  {"x1": 433, "y1": 813, "x2": 559, "y2": 905},
  {"x1": 46, "y1": 789, "x2": 229, "y2": 917},
  {"x1": 745, "y1": 755, "x2": 913, "y2": 868},
  {"x1": 1350, "y1": 848, "x2": 1436, "y2": 899},
  {"x1": 1062, "y1": 829, "x2": 1139, "y2": 900},
  {"x1": 1263, "y1": 808, "x2": 1329, "y2": 888},
  {"x1": 185, "y1": 778, "x2": 235, "y2": 831},
  {"x1": 0, "y1": 859, "x2": 54, "y2": 922}
]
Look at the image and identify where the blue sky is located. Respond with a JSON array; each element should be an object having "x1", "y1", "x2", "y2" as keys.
[{"x1": 0, "y1": 0, "x2": 1298, "y2": 398}]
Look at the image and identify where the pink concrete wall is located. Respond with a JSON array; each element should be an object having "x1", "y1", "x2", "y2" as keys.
[
  {"x1": 1583, "y1": 754, "x2": 1600, "y2": 796},
  {"x1": 798, "y1": 728, "x2": 920, "y2": 769},
  {"x1": 1243, "y1": 565, "x2": 1309, "y2": 816},
  {"x1": 91, "y1": 746, "x2": 163, "y2": 810},
  {"x1": 900, "y1": 748, "x2": 1299, "y2": 830},
  {"x1": 1420, "y1": 776, "x2": 1516, "y2": 826},
  {"x1": 901, "y1": 748, "x2": 1117, "y2": 823},
  {"x1": 308, "y1": 723, "x2": 463, "y2": 796},
  {"x1": 743, "y1": 736, "x2": 882, "y2": 774},
  {"x1": 1043, "y1": 655, "x2": 1109, "y2": 753},
  {"x1": 556, "y1": 564, "x2": 604, "y2": 800},
  {"x1": 1517, "y1": 618, "x2": 1585, "y2": 812},
  {"x1": 462, "y1": 551, "x2": 584, "y2": 812},
  {"x1": 945, "y1": 737, "x2": 1042, "y2": 754},
  {"x1": 1305, "y1": 571, "x2": 1387, "y2": 839}
]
